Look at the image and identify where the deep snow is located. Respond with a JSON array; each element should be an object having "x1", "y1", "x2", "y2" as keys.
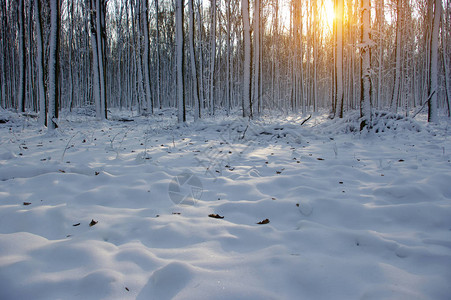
[{"x1": 0, "y1": 109, "x2": 450, "y2": 299}]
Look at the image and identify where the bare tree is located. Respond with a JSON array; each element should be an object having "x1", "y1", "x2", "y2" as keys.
[
  {"x1": 360, "y1": 0, "x2": 372, "y2": 129},
  {"x1": 188, "y1": 0, "x2": 201, "y2": 120},
  {"x1": 242, "y1": 0, "x2": 252, "y2": 118},
  {"x1": 18, "y1": 0, "x2": 25, "y2": 112},
  {"x1": 390, "y1": 0, "x2": 402, "y2": 111},
  {"x1": 142, "y1": 0, "x2": 153, "y2": 114},
  {"x1": 428, "y1": 0, "x2": 441, "y2": 122},
  {"x1": 334, "y1": 0, "x2": 344, "y2": 118},
  {"x1": 35, "y1": 0, "x2": 47, "y2": 126},
  {"x1": 176, "y1": 0, "x2": 185, "y2": 122},
  {"x1": 48, "y1": 0, "x2": 60, "y2": 130}
]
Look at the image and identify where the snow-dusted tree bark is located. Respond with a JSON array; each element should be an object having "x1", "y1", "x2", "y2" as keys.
[
  {"x1": 35, "y1": 0, "x2": 47, "y2": 126},
  {"x1": 27, "y1": 0, "x2": 34, "y2": 112},
  {"x1": 390, "y1": 0, "x2": 402, "y2": 111},
  {"x1": 18, "y1": 0, "x2": 25, "y2": 112},
  {"x1": 428, "y1": 0, "x2": 441, "y2": 122},
  {"x1": 225, "y1": 0, "x2": 231, "y2": 115},
  {"x1": 142, "y1": 0, "x2": 153, "y2": 114},
  {"x1": 443, "y1": 17, "x2": 451, "y2": 116},
  {"x1": 209, "y1": 0, "x2": 216, "y2": 115},
  {"x1": 253, "y1": 0, "x2": 260, "y2": 114},
  {"x1": 360, "y1": 0, "x2": 372, "y2": 129},
  {"x1": 96, "y1": 0, "x2": 107, "y2": 119},
  {"x1": 48, "y1": 0, "x2": 60, "y2": 130},
  {"x1": 195, "y1": 0, "x2": 205, "y2": 110},
  {"x1": 154, "y1": 0, "x2": 161, "y2": 109},
  {"x1": 87, "y1": 0, "x2": 101, "y2": 119},
  {"x1": 176, "y1": 0, "x2": 185, "y2": 123},
  {"x1": 376, "y1": 0, "x2": 384, "y2": 110},
  {"x1": 334, "y1": 0, "x2": 344, "y2": 118},
  {"x1": 188, "y1": 0, "x2": 200, "y2": 120},
  {"x1": 242, "y1": 0, "x2": 252, "y2": 118}
]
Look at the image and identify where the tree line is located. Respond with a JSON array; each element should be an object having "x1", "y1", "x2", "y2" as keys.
[{"x1": 0, "y1": 0, "x2": 449, "y2": 130}]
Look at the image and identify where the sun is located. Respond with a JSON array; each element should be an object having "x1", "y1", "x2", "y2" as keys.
[
  {"x1": 321, "y1": 0, "x2": 335, "y2": 31},
  {"x1": 277, "y1": 0, "x2": 335, "y2": 34}
]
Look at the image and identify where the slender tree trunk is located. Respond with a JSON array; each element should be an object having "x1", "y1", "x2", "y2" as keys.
[
  {"x1": 88, "y1": 0, "x2": 101, "y2": 119},
  {"x1": 154, "y1": 0, "x2": 161, "y2": 109},
  {"x1": 428, "y1": 0, "x2": 441, "y2": 122},
  {"x1": 35, "y1": 0, "x2": 47, "y2": 126},
  {"x1": 209, "y1": 0, "x2": 216, "y2": 115},
  {"x1": 360, "y1": 0, "x2": 372, "y2": 129},
  {"x1": 335, "y1": 0, "x2": 344, "y2": 118},
  {"x1": 188, "y1": 0, "x2": 200, "y2": 120},
  {"x1": 18, "y1": 0, "x2": 25, "y2": 112},
  {"x1": 176, "y1": 0, "x2": 185, "y2": 122},
  {"x1": 27, "y1": 0, "x2": 34, "y2": 112},
  {"x1": 242, "y1": 0, "x2": 252, "y2": 118},
  {"x1": 226, "y1": 0, "x2": 231, "y2": 115},
  {"x1": 196, "y1": 0, "x2": 205, "y2": 110},
  {"x1": 142, "y1": 0, "x2": 153, "y2": 114},
  {"x1": 96, "y1": 0, "x2": 107, "y2": 119},
  {"x1": 390, "y1": 0, "x2": 402, "y2": 112},
  {"x1": 253, "y1": 0, "x2": 260, "y2": 115},
  {"x1": 442, "y1": 16, "x2": 451, "y2": 117},
  {"x1": 48, "y1": 0, "x2": 60, "y2": 130}
]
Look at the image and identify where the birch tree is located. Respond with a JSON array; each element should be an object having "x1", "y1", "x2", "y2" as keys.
[
  {"x1": 428, "y1": 0, "x2": 441, "y2": 122},
  {"x1": 35, "y1": 0, "x2": 47, "y2": 126},
  {"x1": 176, "y1": 0, "x2": 185, "y2": 122},
  {"x1": 188, "y1": 0, "x2": 201, "y2": 120},
  {"x1": 242, "y1": 0, "x2": 252, "y2": 118},
  {"x1": 360, "y1": 0, "x2": 372, "y2": 129},
  {"x1": 48, "y1": 0, "x2": 60, "y2": 130},
  {"x1": 18, "y1": 0, "x2": 25, "y2": 112},
  {"x1": 142, "y1": 0, "x2": 153, "y2": 114},
  {"x1": 154, "y1": 0, "x2": 161, "y2": 109},
  {"x1": 209, "y1": 0, "x2": 216, "y2": 115},
  {"x1": 390, "y1": 0, "x2": 402, "y2": 111},
  {"x1": 253, "y1": 0, "x2": 260, "y2": 114},
  {"x1": 334, "y1": 0, "x2": 344, "y2": 118}
]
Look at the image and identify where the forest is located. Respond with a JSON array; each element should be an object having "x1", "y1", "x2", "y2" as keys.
[
  {"x1": 1, "y1": 1, "x2": 451, "y2": 299},
  {"x1": 1, "y1": 0, "x2": 450, "y2": 127}
]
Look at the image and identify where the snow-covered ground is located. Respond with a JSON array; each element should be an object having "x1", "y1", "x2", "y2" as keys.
[{"x1": 1, "y1": 109, "x2": 450, "y2": 299}]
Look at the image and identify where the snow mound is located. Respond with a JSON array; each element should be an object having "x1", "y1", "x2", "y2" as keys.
[{"x1": 317, "y1": 111, "x2": 426, "y2": 135}]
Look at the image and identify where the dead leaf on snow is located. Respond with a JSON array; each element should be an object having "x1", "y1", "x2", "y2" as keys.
[
  {"x1": 208, "y1": 214, "x2": 224, "y2": 219},
  {"x1": 257, "y1": 219, "x2": 270, "y2": 225},
  {"x1": 89, "y1": 219, "x2": 98, "y2": 227}
]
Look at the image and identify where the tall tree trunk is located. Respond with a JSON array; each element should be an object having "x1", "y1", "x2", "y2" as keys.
[
  {"x1": 209, "y1": 0, "x2": 216, "y2": 115},
  {"x1": 88, "y1": 0, "x2": 101, "y2": 119},
  {"x1": 35, "y1": 0, "x2": 47, "y2": 126},
  {"x1": 242, "y1": 0, "x2": 252, "y2": 118},
  {"x1": 142, "y1": 0, "x2": 153, "y2": 114},
  {"x1": 18, "y1": 0, "x2": 25, "y2": 112},
  {"x1": 360, "y1": 0, "x2": 372, "y2": 129},
  {"x1": 176, "y1": 0, "x2": 185, "y2": 122},
  {"x1": 96, "y1": 0, "x2": 107, "y2": 119},
  {"x1": 390, "y1": 0, "x2": 402, "y2": 112},
  {"x1": 428, "y1": 0, "x2": 441, "y2": 122},
  {"x1": 226, "y1": 0, "x2": 231, "y2": 115},
  {"x1": 442, "y1": 16, "x2": 451, "y2": 117},
  {"x1": 335, "y1": 0, "x2": 344, "y2": 118},
  {"x1": 188, "y1": 0, "x2": 200, "y2": 120},
  {"x1": 27, "y1": 0, "x2": 34, "y2": 112},
  {"x1": 196, "y1": 0, "x2": 205, "y2": 110},
  {"x1": 154, "y1": 0, "x2": 161, "y2": 109},
  {"x1": 253, "y1": 0, "x2": 260, "y2": 115},
  {"x1": 48, "y1": 0, "x2": 60, "y2": 130}
]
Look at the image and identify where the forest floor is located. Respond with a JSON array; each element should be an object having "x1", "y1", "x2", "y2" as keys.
[{"x1": 0, "y1": 108, "x2": 451, "y2": 299}]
